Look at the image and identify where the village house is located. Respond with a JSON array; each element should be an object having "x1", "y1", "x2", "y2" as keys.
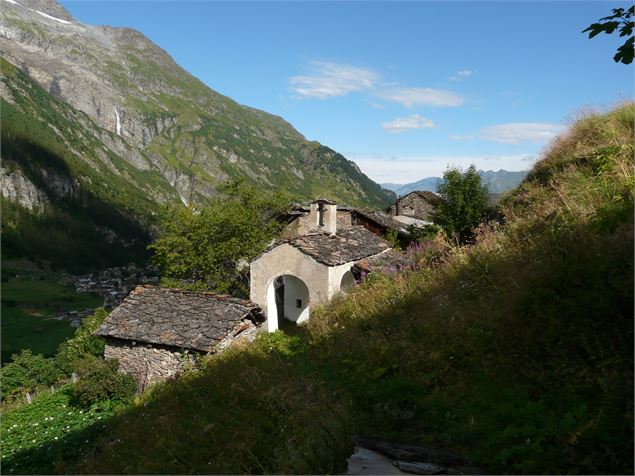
[
  {"x1": 96, "y1": 199, "x2": 408, "y2": 385},
  {"x1": 386, "y1": 191, "x2": 442, "y2": 223},
  {"x1": 95, "y1": 285, "x2": 264, "y2": 387},
  {"x1": 250, "y1": 199, "x2": 407, "y2": 332},
  {"x1": 283, "y1": 200, "x2": 411, "y2": 240}
]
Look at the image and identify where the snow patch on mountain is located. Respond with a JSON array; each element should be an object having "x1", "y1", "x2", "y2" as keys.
[{"x1": 33, "y1": 9, "x2": 72, "y2": 25}]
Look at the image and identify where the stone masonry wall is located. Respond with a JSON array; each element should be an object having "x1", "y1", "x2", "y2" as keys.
[
  {"x1": 388, "y1": 194, "x2": 436, "y2": 221},
  {"x1": 336, "y1": 210, "x2": 353, "y2": 230},
  {"x1": 104, "y1": 318, "x2": 260, "y2": 389},
  {"x1": 104, "y1": 340, "x2": 196, "y2": 389}
]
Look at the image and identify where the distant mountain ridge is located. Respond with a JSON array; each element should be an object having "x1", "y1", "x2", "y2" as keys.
[{"x1": 382, "y1": 169, "x2": 527, "y2": 196}]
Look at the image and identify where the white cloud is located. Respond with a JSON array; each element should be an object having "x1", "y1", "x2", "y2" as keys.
[
  {"x1": 349, "y1": 154, "x2": 533, "y2": 183},
  {"x1": 480, "y1": 123, "x2": 565, "y2": 144},
  {"x1": 382, "y1": 114, "x2": 435, "y2": 133},
  {"x1": 449, "y1": 69, "x2": 473, "y2": 81},
  {"x1": 376, "y1": 87, "x2": 464, "y2": 107},
  {"x1": 289, "y1": 61, "x2": 379, "y2": 99},
  {"x1": 450, "y1": 122, "x2": 565, "y2": 144}
]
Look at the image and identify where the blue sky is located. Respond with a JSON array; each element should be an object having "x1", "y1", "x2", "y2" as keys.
[{"x1": 62, "y1": 1, "x2": 633, "y2": 183}]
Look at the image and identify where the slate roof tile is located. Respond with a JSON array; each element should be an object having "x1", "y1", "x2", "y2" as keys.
[
  {"x1": 287, "y1": 226, "x2": 391, "y2": 266},
  {"x1": 95, "y1": 286, "x2": 264, "y2": 352}
]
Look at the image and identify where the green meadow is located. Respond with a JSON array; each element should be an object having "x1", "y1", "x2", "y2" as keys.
[{"x1": 1, "y1": 263, "x2": 102, "y2": 364}]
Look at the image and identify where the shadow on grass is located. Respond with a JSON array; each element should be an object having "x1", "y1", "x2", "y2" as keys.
[{"x1": 50, "y1": 218, "x2": 635, "y2": 474}]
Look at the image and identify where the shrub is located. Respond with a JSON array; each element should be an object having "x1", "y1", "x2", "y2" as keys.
[
  {"x1": 433, "y1": 165, "x2": 490, "y2": 244},
  {"x1": 0, "y1": 350, "x2": 62, "y2": 401},
  {"x1": 56, "y1": 309, "x2": 108, "y2": 374},
  {"x1": 72, "y1": 357, "x2": 136, "y2": 408},
  {"x1": 406, "y1": 223, "x2": 441, "y2": 243}
]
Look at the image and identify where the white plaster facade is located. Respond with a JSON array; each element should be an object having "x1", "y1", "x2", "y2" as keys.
[
  {"x1": 250, "y1": 242, "x2": 362, "y2": 332},
  {"x1": 250, "y1": 199, "x2": 397, "y2": 332}
]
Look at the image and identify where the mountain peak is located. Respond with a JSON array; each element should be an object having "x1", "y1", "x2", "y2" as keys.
[{"x1": 5, "y1": 0, "x2": 74, "y2": 22}]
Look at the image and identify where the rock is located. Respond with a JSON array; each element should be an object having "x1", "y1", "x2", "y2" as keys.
[
  {"x1": 347, "y1": 446, "x2": 406, "y2": 475},
  {"x1": 353, "y1": 436, "x2": 468, "y2": 466},
  {"x1": 393, "y1": 461, "x2": 446, "y2": 475},
  {"x1": 0, "y1": 167, "x2": 48, "y2": 212}
]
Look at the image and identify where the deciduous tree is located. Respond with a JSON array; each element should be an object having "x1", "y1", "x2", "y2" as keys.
[
  {"x1": 583, "y1": 6, "x2": 634, "y2": 64},
  {"x1": 149, "y1": 180, "x2": 290, "y2": 296},
  {"x1": 433, "y1": 165, "x2": 489, "y2": 245}
]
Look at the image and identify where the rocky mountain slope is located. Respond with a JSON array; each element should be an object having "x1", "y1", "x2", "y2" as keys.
[
  {"x1": 0, "y1": 0, "x2": 394, "y2": 268},
  {"x1": 382, "y1": 169, "x2": 527, "y2": 196}
]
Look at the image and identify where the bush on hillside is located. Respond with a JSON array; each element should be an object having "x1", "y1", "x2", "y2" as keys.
[
  {"x1": 406, "y1": 223, "x2": 441, "y2": 243},
  {"x1": 72, "y1": 357, "x2": 136, "y2": 408},
  {"x1": 56, "y1": 308, "x2": 108, "y2": 374},
  {"x1": 0, "y1": 350, "x2": 62, "y2": 401}
]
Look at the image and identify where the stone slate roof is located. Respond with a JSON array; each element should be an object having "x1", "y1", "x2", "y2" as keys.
[
  {"x1": 291, "y1": 226, "x2": 390, "y2": 265},
  {"x1": 354, "y1": 249, "x2": 412, "y2": 274},
  {"x1": 352, "y1": 209, "x2": 411, "y2": 236},
  {"x1": 261, "y1": 226, "x2": 390, "y2": 266},
  {"x1": 404, "y1": 190, "x2": 442, "y2": 203},
  {"x1": 95, "y1": 286, "x2": 264, "y2": 352}
]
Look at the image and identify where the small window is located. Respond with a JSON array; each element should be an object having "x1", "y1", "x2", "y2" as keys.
[{"x1": 296, "y1": 299, "x2": 302, "y2": 309}]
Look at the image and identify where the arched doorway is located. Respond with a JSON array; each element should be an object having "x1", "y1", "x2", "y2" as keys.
[
  {"x1": 265, "y1": 275, "x2": 310, "y2": 332},
  {"x1": 340, "y1": 270, "x2": 356, "y2": 292}
]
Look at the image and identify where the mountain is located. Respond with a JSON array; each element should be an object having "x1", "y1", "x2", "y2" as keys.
[
  {"x1": 0, "y1": 0, "x2": 394, "y2": 269},
  {"x1": 382, "y1": 169, "x2": 527, "y2": 196},
  {"x1": 381, "y1": 177, "x2": 442, "y2": 196}
]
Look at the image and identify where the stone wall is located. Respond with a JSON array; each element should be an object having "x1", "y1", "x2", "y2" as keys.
[
  {"x1": 282, "y1": 214, "x2": 314, "y2": 238},
  {"x1": 104, "y1": 318, "x2": 260, "y2": 388},
  {"x1": 388, "y1": 193, "x2": 436, "y2": 221},
  {"x1": 337, "y1": 210, "x2": 353, "y2": 230},
  {"x1": 104, "y1": 339, "x2": 196, "y2": 389}
]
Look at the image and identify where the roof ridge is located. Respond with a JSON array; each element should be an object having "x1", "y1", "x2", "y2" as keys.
[{"x1": 131, "y1": 285, "x2": 260, "y2": 308}]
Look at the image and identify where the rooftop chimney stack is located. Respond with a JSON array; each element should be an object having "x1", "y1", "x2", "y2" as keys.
[{"x1": 309, "y1": 199, "x2": 337, "y2": 235}]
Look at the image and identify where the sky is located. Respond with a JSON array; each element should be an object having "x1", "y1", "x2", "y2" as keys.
[{"x1": 61, "y1": 1, "x2": 633, "y2": 184}]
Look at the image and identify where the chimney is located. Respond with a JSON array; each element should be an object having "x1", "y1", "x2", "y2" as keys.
[
  {"x1": 322, "y1": 202, "x2": 337, "y2": 235},
  {"x1": 309, "y1": 200, "x2": 337, "y2": 234}
]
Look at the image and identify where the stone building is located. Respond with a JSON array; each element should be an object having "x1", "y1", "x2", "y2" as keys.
[
  {"x1": 283, "y1": 199, "x2": 411, "y2": 241},
  {"x1": 95, "y1": 285, "x2": 264, "y2": 387},
  {"x1": 250, "y1": 200, "x2": 405, "y2": 332},
  {"x1": 386, "y1": 191, "x2": 442, "y2": 222}
]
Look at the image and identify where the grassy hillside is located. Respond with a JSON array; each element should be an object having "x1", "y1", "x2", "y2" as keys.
[{"x1": 3, "y1": 104, "x2": 633, "y2": 474}]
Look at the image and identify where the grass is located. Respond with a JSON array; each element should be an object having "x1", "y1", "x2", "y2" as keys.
[
  {"x1": 1, "y1": 266, "x2": 102, "y2": 364},
  {"x1": 0, "y1": 385, "x2": 116, "y2": 475}
]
